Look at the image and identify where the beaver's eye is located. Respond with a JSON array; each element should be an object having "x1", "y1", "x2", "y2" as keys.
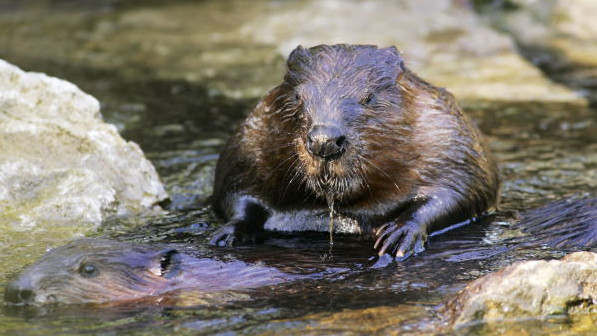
[
  {"x1": 292, "y1": 92, "x2": 302, "y2": 104},
  {"x1": 360, "y1": 92, "x2": 374, "y2": 106},
  {"x1": 78, "y1": 262, "x2": 99, "y2": 278}
]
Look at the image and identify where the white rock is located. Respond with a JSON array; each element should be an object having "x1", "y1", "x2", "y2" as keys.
[{"x1": 0, "y1": 59, "x2": 168, "y2": 229}]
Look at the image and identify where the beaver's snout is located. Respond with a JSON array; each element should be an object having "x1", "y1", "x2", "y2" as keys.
[
  {"x1": 306, "y1": 125, "x2": 347, "y2": 161},
  {"x1": 4, "y1": 277, "x2": 36, "y2": 305}
]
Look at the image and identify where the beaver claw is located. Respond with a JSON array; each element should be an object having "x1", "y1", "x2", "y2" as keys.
[
  {"x1": 209, "y1": 223, "x2": 237, "y2": 246},
  {"x1": 374, "y1": 221, "x2": 427, "y2": 261},
  {"x1": 209, "y1": 220, "x2": 263, "y2": 246}
]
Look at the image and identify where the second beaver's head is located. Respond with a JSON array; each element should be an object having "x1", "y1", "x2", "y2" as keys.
[
  {"x1": 5, "y1": 239, "x2": 292, "y2": 305},
  {"x1": 261, "y1": 44, "x2": 418, "y2": 204},
  {"x1": 4, "y1": 239, "x2": 186, "y2": 305}
]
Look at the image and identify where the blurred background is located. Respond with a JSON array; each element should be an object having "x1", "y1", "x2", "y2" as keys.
[
  {"x1": 3, "y1": 0, "x2": 597, "y2": 103},
  {"x1": 1, "y1": 0, "x2": 596, "y2": 334}
]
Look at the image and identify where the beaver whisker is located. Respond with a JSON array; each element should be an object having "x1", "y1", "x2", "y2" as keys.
[
  {"x1": 353, "y1": 164, "x2": 373, "y2": 200},
  {"x1": 261, "y1": 153, "x2": 299, "y2": 190},
  {"x1": 362, "y1": 157, "x2": 401, "y2": 193},
  {"x1": 267, "y1": 151, "x2": 298, "y2": 174},
  {"x1": 280, "y1": 155, "x2": 300, "y2": 183},
  {"x1": 348, "y1": 165, "x2": 370, "y2": 201},
  {"x1": 279, "y1": 156, "x2": 303, "y2": 202}
]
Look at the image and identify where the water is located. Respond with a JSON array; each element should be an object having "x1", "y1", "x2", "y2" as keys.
[
  {"x1": 1, "y1": 67, "x2": 594, "y2": 335},
  {"x1": 1, "y1": 1, "x2": 597, "y2": 335}
]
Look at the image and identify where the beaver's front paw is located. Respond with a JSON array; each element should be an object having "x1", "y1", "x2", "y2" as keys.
[
  {"x1": 209, "y1": 223, "x2": 238, "y2": 246},
  {"x1": 374, "y1": 221, "x2": 427, "y2": 261},
  {"x1": 209, "y1": 220, "x2": 263, "y2": 246}
]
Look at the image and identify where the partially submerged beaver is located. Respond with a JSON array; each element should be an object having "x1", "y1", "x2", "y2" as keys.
[
  {"x1": 6, "y1": 197, "x2": 594, "y2": 306},
  {"x1": 211, "y1": 44, "x2": 500, "y2": 259},
  {"x1": 4, "y1": 239, "x2": 290, "y2": 305}
]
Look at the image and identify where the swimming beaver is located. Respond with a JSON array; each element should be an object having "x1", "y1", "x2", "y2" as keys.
[
  {"x1": 211, "y1": 44, "x2": 500, "y2": 259},
  {"x1": 4, "y1": 239, "x2": 290, "y2": 305},
  {"x1": 5, "y1": 198, "x2": 594, "y2": 305}
]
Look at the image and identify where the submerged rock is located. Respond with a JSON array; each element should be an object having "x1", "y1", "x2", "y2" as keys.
[
  {"x1": 0, "y1": 59, "x2": 167, "y2": 228},
  {"x1": 443, "y1": 252, "x2": 597, "y2": 327}
]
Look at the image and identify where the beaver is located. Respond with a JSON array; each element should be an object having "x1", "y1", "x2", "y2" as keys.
[
  {"x1": 4, "y1": 238, "x2": 291, "y2": 305},
  {"x1": 5, "y1": 198, "x2": 594, "y2": 305},
  {"x1": 210, "y1": 44, "x2": 501, "y2": 259}
]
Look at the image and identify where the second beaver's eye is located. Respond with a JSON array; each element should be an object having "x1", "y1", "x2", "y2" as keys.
[
  {"x1": 360, "y1": 92, "x2": 374, "y2": 106},
  {"x1": 78, "y1": 262, "x2": 99, "y2": 278}
]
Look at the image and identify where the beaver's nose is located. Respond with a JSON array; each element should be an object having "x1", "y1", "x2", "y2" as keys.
[
  {"x1": 4, "y1": 277, "x2": 36, "y2": 305},
  {"x1": 306, "y1": 125, "x2": 347, "y2": 160}
]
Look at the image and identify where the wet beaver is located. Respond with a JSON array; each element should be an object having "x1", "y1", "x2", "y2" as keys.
[
  {"x1": 211, "y1": 44, "x2": 501, "y2": 259},
  {"x1": 4, "y1": 239, "x2": 290, "y2": 305},
  {"x1": 5, "y1": 198, "x2": 595, "y2": 305}
]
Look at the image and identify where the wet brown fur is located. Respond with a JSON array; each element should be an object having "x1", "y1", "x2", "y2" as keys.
[
  {"x1": 212, "y1": 44, "x2": 500, "y2": 258},
  {"x1": 4, "y1": 239, "x2": 289, "y2": 305}
]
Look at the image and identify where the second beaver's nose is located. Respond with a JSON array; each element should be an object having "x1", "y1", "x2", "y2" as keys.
[
  {"x1": 4, "y1": 278, "x2": 36, "y2": 305},
  {"x1": 306, "y1": 125, "x2": 347, "y2": 160}
]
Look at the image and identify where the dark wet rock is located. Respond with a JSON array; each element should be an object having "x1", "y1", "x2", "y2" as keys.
[
  {"x1": 443, "y1": 252, "x2": 597, "y2": 327},
  {"x1": 0, "y1": 60, "x2": 167, "y2": 229}
]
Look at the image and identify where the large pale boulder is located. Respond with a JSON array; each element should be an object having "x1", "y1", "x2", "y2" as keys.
[
  {"x1": 0, "y1": 59, "x2": 168, "y2": 228},
  {"x1": 443, "y1": 252, "x2": 597, "y2": 327}
]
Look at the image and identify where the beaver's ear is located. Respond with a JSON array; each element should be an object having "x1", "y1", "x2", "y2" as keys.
[
  {"x1": 156, "y1": 249, "x2": 182, "y2": 279},
  {"x1": 381, "y1": 46, "x2": 406, "y2": 79},
  {"x1": 286, "y1": 45, "x2": 312, "y2": 80}
]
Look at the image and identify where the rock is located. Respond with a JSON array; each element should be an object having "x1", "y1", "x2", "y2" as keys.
[
  {"x1": 479, "y1": 0, "x2": 597, "y2": 101},
  {"x1": 0, "y1": 59, "x2": 168, "y2": 228},
  {"x1": 443, "y1": 252, "x2": 597, "y2": 327},
  {"x1": 490, "y1": 0, "x2": 597, "y2": 66},
  {"x1": 243, "y1": 0, "x2": 584, "y2": 104},
  {"x1": 0, "y1": 0, "x2": 585, "y2": 104}
]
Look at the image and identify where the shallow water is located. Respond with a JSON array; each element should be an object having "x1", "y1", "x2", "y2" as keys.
[
  {"x1": 1, "y1": 66, "x2": 595, "y2": 335},
  {"x1": 2, "y1": 1, "x2": 597, "y2": 335}
]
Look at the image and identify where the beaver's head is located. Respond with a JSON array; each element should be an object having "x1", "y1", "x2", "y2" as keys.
[
  {"x1": 266, "y1": 44, "x2": 416, "y2": 204},
  {"x1": 4, "y1": 239, "x2": 184, "y2": 305}
]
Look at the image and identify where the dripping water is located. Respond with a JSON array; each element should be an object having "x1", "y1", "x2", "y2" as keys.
[{"x1": 326, "y1": 193, "x2": 335, "y2": 259}]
